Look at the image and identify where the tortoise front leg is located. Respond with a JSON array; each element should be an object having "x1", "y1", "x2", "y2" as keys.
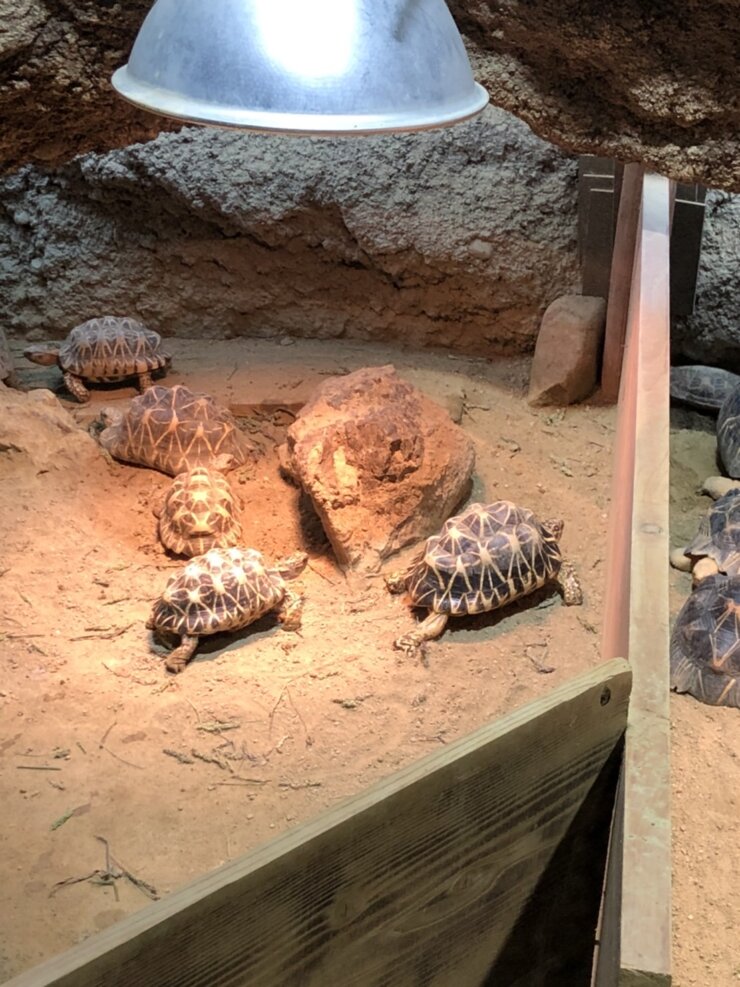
[
  {"x1": 277, "y1": 588, "x2": 304, "y2": 632},
  {"x1": 165, "y1": 635, "x2": 199, "y2": 673},
  {"x1": 63, "y1": 370, "x2": 90, "y2": 403},
  {"x1": 394, "y1": 611, "x2": 449, "y2": 661},
  {"x1": 137, "y1": 371, "x2": 153, "y2": 392},
  {"x1": 556, "y1": 558, "x2": 583, "y2": 606}
]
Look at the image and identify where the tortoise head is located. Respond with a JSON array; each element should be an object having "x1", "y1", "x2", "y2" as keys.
[
  {"x1": 24, "y1": 342, "x2": 60, "y2": 366},
  {"x1": 542, "y1": 518, "x2": 564, "y2": 541}
]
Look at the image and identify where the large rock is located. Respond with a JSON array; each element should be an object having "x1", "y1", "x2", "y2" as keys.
[
  {"x1": 0, "y1": 385, "x2": 102, "y2": 471},
  {"x1": 528, "y1": 295, "x2": 606, "y2": 406},
  {"x1": 0, "y1": 110, "x2": 580, "y2": 355},
  {"x1": 282, "y1": 366, "x2": 476, "y2": 570},
  {"x1": 0, "y1": 1, "x2": 736, "y2": 189}
]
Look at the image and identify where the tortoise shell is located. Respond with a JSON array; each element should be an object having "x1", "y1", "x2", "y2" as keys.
[
  {"x1": 58, "y1": 317, "x2": 169, "y2": 380},
  {"x1": 158, "y1": 467, "x2": 242, "y2": 558},
  {"x1": 405, "y1": 500, "x2": 563, "y2": 615},
  {"x1": 670, "y1": 365, "x2": 740, "y2": 413},
  {"x1": 685, "y1": 488, "x2": 740, "y2": 575},
  {"x1": 718, "y1": 385, "x2": 740, "y2": 479},
  {"x1": 99, "y1": 384, "x2": 254, "y2": 476},
  {"x1": 149, "y1": 547, "x2": 286, "y2": 639},
  {"x1": 671, "y1": 574, "x2": 740, "y2": 706}
]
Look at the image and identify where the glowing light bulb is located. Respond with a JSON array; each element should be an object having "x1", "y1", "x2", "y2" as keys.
[{"x1": 254, "y1": 0, "x2": 357, "y2": 80}]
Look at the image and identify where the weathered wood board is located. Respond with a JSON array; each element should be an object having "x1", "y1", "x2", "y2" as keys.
[
  {"x1": 6, "y1": 660, "x2": 631, "y2": 987},
  {"x1": 597, "y1": 174, "x2": 672, "y2": 986}
]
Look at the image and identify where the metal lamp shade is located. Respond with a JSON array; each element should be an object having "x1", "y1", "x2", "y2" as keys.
[{"x1": 111, "y1": 0, "x2": 489, "y2": 135}]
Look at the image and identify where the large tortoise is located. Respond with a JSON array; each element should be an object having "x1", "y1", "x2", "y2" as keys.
[
  {"x1": 155, "y1": 467, "x2": 242, "y2": 558},
  {"x1": 98, "y1": 384, "x2": 254, "y2": 476},
  {"x1": 671, "y1": 574, "x2": 740, "y2": 707},
  {"x1": 24, "y1": 316, "x2": 170, "y2": 402},
  {"x1": 670, "y1": 365, "x2": 740, "y2": 413},
  {"x1": 147, "y1": 547, "x2": 307, "y2": 673},
  {"x1": 670, "y1": 488, "x2": 740, "y2": 583},
  {"x1": 386, "y1": 500, "x2": 582, "y2": 659}
]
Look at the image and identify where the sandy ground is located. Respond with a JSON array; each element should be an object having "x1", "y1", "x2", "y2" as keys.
[
  {"x1": 0, "y1": 338, "x2": 613, "y2": 980},
  {"x1": 669, "y1": 407, "x2": 740, "y2": 987}
]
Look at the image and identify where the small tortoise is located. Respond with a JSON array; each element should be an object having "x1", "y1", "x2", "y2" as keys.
[
  {"x1": 671, "y1": 574, "x2": 740, "y2": 707},
  {"x1": 670, "y1": 365, "x2": 740, "y2": 413},
  {"x1": 670, "y1": 488, "x2": 740, "y2": 583},
  {"x1": 386, "y1": 500, "x2": 582, "y2": 659},
  {"x1": 98, "y1": 384, "x2": 254, "y2": 476},
  {"x1": 147, "y1": 547, "x2": 307, "y2": 673},
  {"x1": 24, "y1": 316, "x2": 170, "y2": 402},
  {"x1": 155, "y1": 466, "x2": 242, "y2": 558},
  {"x1": 0, "y1": 328, "x2": 19, "y2": 388}
]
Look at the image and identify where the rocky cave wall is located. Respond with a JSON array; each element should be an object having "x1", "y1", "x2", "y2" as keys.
[
  {"x1": 0, "y1": 109, "x2": 582, "y2": 355},
  {"x1": 1, "y1": 0, "x2": 737, "y2": 190},
  {"x1": 0, "y1": 0, "x2": 737, "y2": 362}
]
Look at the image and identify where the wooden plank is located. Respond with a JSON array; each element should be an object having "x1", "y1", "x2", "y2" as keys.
[
  {"x1": 669, "y1": 186, "x2": 706, "y2": 317},
  {"x1": 600, "y1": 165, "x2": 644, "y2": 403},
  {"x1": 597, "y1": 175, "x2": 672, "y2": 985},
  {"x1": 7, "y1": 660, "x2": 631, "y2": 987}
]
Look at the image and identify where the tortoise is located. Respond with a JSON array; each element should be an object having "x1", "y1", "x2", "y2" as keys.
[
  {"x1": 98, "y1": 384, "x2": 254, "y2": 476},
  {"x1": 386, "y1": 500, "x2": 583, "y2": 659},
  {"x1": 155, "y1": 466, "x2": 242, "y2": 558},
  {"x1": 23, "y1": 316, "x2": 170, "y2": 402},
  {"x1": 670, "y1": 364, "x2": 740, "y2": 491},
  {"x1": 717, "y1": 384, "x2": 740, "y2": 480},
  {"x1": 0, "y1": 328, "x2": 19, "y2": 388},
  {"x1": 671, "y1": 573, "x2": 740, "y2": 707},
  {"x1": 670, "y1": 365, "x2": 740, "y2": 413},
  {"x1": 670, "y1": 487, "x2": 740, "y2": 583},
  {"x1": 147, "y1": 547, "x2": 307, "y2": 673}
]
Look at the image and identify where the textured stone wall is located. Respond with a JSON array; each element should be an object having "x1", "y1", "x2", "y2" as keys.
[
  {"x1": 1, "y1": 0, "x2": 737, "y2": 189},
  {"x1": 0, "y1": 108, "x2": 581, "y2": 355},
  {"x1": 672, "y1": 192, "x2": 740, "y2": 368}
]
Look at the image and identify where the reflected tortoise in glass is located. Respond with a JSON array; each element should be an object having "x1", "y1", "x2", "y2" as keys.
[{"x1": 671, "y1": 573, "x2": 740, "y2": 707}]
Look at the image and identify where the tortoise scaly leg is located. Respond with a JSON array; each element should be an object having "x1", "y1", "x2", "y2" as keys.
[
  {"x1": 702, "y1": 476, "x2": 738, "y2": 500},
  {"x1": 692, "y1": 557, "x2": 720, "y2": 584},
  {"x1": 556, "y1": 559, "x2": 583, "y2": 606},
  {"x1": 165, "y1": 635, "x2": 199, "y2": 674},
  {"x1": 63, "y1": 371, "x2": 90, "y2": 403},
  {"x1": 394, "y1": 611, "x2": 449, "y2": 662},
  {"x1": 277, "y1": 589, "x2": 303, "y2": 632},
  {"x1": 669, "y1": 547, "x2": 693, "y2": 572},
  {"x1": 137, "y1": 371, "x2": 153, "y2": 392}
]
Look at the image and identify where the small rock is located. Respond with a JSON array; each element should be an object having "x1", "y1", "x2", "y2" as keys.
[
  {"x1": 0, "y1": 386, "x2": 102, "y2": 472},
  {"x1": 469, "y1": 238, "x2": 493, "y2": 260},
  {"x1": 528, "y1": 295, "x2": 606, "y2": 406}
]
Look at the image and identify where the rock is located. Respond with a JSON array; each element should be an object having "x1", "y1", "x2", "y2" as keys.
[
  {"x1": 0, "y1": 2, "x2": 736, "y2": 189},
  {"x1": 528, "y1": 295, "x2": 606, "y2": 406},
  {"x1": 282, "y1": 366, "x2": 476, "y2": 569},
  {"x1": 0, "y1": 385, "x2": 102, "y2": 471},
  {"x1": 0, "y1": 110, "x2": 580, "y2": 355}
]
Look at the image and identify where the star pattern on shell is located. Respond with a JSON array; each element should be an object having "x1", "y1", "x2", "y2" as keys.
[
  {"x1": 158, "y1": 466, "x2": 242, "y2": 557},
  {"x1": 99, "y1": 384, "x2": 255, "y2": 476},
  {"x1": 671, "y1": 574, "x2": 740, "y2": 707}
]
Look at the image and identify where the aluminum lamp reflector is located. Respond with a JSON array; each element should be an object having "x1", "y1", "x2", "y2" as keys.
[{"x1": 111, "y1": 0, "x2": 489, "y2": 135}]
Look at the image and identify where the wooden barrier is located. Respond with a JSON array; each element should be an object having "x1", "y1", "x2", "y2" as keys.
[
  {"x1": 597, "y1": 174, "x2": 673, "y2": 985},
  {"x1": 5, "y1": 660, "x2": 631, "y2": 987}
]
